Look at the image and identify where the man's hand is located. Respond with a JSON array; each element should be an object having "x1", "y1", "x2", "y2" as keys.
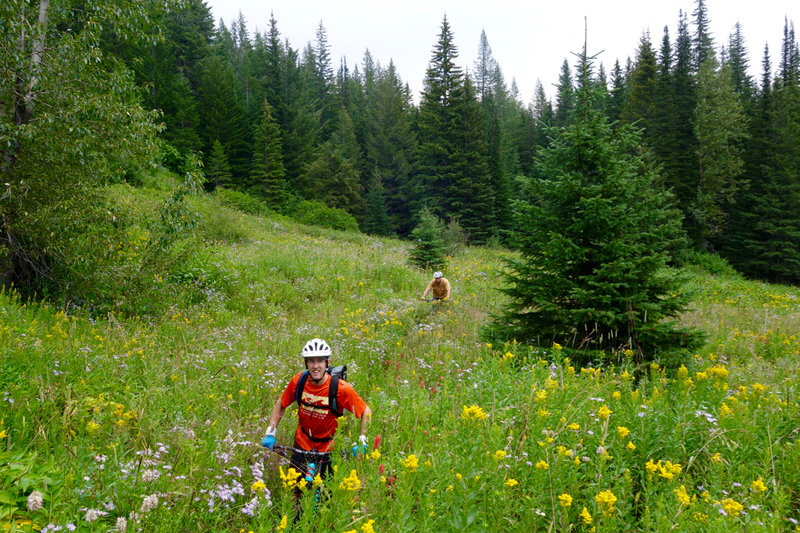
[{"x1": 261, "y1": 426, "x2": 276, "y2": 449}]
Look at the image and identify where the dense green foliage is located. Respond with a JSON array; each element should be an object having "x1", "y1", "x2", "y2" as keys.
[{"x1": 3, "y1": 1, "x2": 799, "y2": 296}]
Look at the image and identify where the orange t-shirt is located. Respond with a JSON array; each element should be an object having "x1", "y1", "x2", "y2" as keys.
[{"x1": 280, "y1": 372, "x2": 367, "y2": 452}]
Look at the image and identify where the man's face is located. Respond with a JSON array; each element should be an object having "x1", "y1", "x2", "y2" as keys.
[{"x1": 305, "y1": 357, "x2": 328, "y2": 382}]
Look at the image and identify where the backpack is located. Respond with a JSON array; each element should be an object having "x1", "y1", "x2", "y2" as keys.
[{"x1": 296, "y1": 365, "x2": 347, "y2": 418}]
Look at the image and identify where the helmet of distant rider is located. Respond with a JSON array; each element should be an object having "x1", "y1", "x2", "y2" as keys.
[
  {"x1": 302, "y1": 338, "x2": 332, "y2": 359},
  {"x1": 433, "y1": 271, "x2": 443, "y2": 279}
]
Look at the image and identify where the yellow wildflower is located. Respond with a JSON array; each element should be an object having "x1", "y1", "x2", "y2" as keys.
[
  {"x1": 580, "y1": 507, "x2": 593, "y2": 525},
  {"x1": 279, "y1": 466, "x2": 302, "y2": 490},
  {"x1": 505, "y1": 478, "x2": 519, "y2": 487},
  {"x1": 558, "y1": 493, "x2": 573, "y2": 507},
  {"x1": 597, "y1": 405, "x2": 612, "y2": 420},
  {"x1": 277, "y1": 515, "x2": 288, "y2": 532},
  {"x1": 535, "y1": 460, "x2": 549, "y2": 470},
  {"x1": 612, "y1": 390, "x2": 621, "y2": 400},
  {"x1": 371, "y1": 449, "x2": 381, "y2": 461},
  {"x1": 707, "y1": 365, "x2": 729, "y2": 380},
  {"x1": 493, "y1": 450, "x2": 507, "y2": 461},
  {"x1": 675, "y1": 485, "x2": 691, "y2": 506},
  {"x1": 719, "y1": 403, "x2": 733, "y2": 418},
  {"x1": 718, "y1": 498, "x2": 743, "y2": 517},
  {"x1": 251, "y1": 480, "x2": 267, "y2": 493},
  {"x1": 677, "y1": 365, "x2": 689, "y2": 379},
  {"x1": 403, "y1": 454, "x2": 419, "y2": 472},
  {"x1": 361, "y1": 519, "x2": 375, "y2": 533},
  {"x1": 461, "y1": 405, "x2": 488, "y2": 421},
  {"x1": 617, "y1": 426, "x2": 630, "y2": 439},
  {"x1": 595, "y1": 490, "x2": 617, "y2": 515},
  {"x1": 339, "y1": 469, "x2": 361, "y2": 491},
  {"x1": 751, "y1": 477, "x2": 767, "y2": 493},
  {"x1": 627, "y1": 441, "x2": 636, "y2": 451},
  {"x1": 553, "y1": 342, "x2": 563, "y2": 351}
]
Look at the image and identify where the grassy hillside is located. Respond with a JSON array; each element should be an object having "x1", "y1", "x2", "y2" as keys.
[{"x1": 1, "y1": 186, "x2": 799, "y2": 532}]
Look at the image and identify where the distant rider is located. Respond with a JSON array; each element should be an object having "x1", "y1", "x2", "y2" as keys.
[{"x1": 421, "y1": 270, "x2": 451, "y2": 301}]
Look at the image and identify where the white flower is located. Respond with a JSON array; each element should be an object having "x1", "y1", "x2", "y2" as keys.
[
  {"x1": 141, "y1": 469, "x2": 161, "y2": 483},
  {"x1": 84, "y1": 509, "x2": 104, "y2": 522},
  {"x1": 115, "y1": 517, "x2": 128, "y2": 532},
  {"x1": 27, "y1": 490, "x2": 44, "y2": 512},
  {"x1": 140, "y1": 494, "x2": 159, "y2": 514}
]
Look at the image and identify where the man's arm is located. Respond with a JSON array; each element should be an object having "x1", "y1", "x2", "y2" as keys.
[
  {"x1": 262, "y1": 397, "x2": 287, "y2": 449},
  {"x1": 421, "y1": 280, "x2": 434, "y2": 299},
  {"x1": 444, "y1": 279, "x2": 451, "y2": 299},
  {"x1": 268, "y1": 397, "x2": 286, "y2": 429},
  {"x1": 359, "y1": 405, "x2": 372, "y2": 438}
]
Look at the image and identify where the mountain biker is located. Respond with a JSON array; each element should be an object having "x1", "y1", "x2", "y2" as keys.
[
  {"x1": 262, "y1": 339, "x2": 371, "y2": 490},
  {"x1": 421, "y1": 271, "x2": 451, "y2": 301}
]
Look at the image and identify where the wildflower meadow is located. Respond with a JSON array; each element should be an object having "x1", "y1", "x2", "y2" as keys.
[{"x1": 1, "y1": 188, "x2": 799, "y2": 532}]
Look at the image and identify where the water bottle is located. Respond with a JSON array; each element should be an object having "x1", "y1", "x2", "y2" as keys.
[{"x1": 305, "y1": 462, "x2": 316, "y2": 484}]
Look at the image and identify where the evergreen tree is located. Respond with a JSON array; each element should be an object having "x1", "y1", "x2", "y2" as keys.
[
  {"x1": 450, "y1": 75, "x2": 494, "y2": 243},
  {"x1": 727, "y1": 22, "x2": 754, "y2": 100},
  {"x1": 302, "y1": 108, "x2": 363, "y2": 214},
  {"x1": 206, "y1": 139, "x2": 233, "y2": 190},
  {"x1": 692, "y1": 0, "x2": 715, "y2": 70},
  {"x1": 667, "y1": 11, "x2": 700, "y2": 230},
  {"x1": 197, "y1": 52, "x2": 251, "y2": 182},
  {"x1": 249, "y1": 99, "x2": 291, "y2": 211},
  {"x1": 416, "y1": 15, "x2": 467, "y2": 217},
  {"x1": 649, "y1": 26, "x2": 676, "y2": 173},
  {"x1": 312, "y1": 21, "x2": 339, "y2": 140},
  {"x1": 553, "y1": 59, "x2": 575, "y2": 127},
  {"x1": 607, "y1": 60, "x2": 628, "y2": 123},
  {"x1": 731, "y1": 25, "x2": 800, "y2": 283},
  {"x1": 624, "y1": 32, "x2": 658, "y2": 136},
  {"x1": 693, "y1": 55, "x2": 748, "y2": 246},
  {"x1": 366, "y1": 61, "x2": 417, "y2": 235},
  {"x1": 489, "y1": 50, "x2": 700, "y2": 361},
  {"x1": 364, "y1": 171, "x2": 392, "y2": 236},
  {"x1": 408, "y1": 208, "x2": 447, "y2": 270}
]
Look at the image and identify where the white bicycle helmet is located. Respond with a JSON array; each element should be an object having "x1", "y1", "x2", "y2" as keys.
[
  {"x1": 302, "y1": 338, "x2": 332, "y2": 359},
  {"x1": 433, "y1": 271, "x2": 443, "y2": 279}
]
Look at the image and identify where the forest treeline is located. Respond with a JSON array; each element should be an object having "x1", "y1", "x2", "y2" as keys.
[{"x1": 2, "y1": 0, "x2": 799, "y2": 297}]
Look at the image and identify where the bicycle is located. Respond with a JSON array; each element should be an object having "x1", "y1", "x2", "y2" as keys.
[{"x1": 259, "y1": 442, "x2": 368, "y2": 515}]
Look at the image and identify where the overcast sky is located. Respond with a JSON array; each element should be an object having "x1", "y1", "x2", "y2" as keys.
[{"x1": 205, "y1": 0, "x2": 797, "y2": 104}]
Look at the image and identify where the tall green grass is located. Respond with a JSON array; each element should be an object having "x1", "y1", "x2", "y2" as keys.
[{"x1": 0, "y1": 187, "x2": 798, "y2": 532}]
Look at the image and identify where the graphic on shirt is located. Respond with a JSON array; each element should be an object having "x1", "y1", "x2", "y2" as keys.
[{"x1": 300, "y1": 390, "x2": 330, "y2": 418}]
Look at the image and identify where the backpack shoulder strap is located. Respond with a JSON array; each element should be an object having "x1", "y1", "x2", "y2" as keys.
[
  {"x1": 329, "y1": 374, "x2": 341, "y2": 417},
  {"x1": 296, "y1": 371, "x2": 309, "y2": 406}
]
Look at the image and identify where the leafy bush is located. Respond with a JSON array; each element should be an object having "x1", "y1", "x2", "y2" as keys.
[
  {"x1": 408, "y1": 207, "x2": 447, "y2": 270},
  {"x1": 443, "y1": 218, "x2": 468, "y2": 256},
  {"x1": 213, "y1": 188, "x2": 269, "y2": 216},
  {"x1": 687, "y1": 250, "x2": 740, "y2": 277},
  {"x1": 292, "y1": 200, "x2": 359, "y2": 232}
]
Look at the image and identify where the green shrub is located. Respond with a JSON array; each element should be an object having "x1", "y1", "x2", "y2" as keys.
[
  {"x1": 687, "y1": 250, "x2": 740, "y2": 277},
  {"x1": 292, "y1": 200, "x2": 359, "y2": 232},
  {"x1": 213, "y1": 188, "x2": 269, "y2": 216},
  {"x1": 443, "y1": 218, "x2": 468, "y2": 256}
]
